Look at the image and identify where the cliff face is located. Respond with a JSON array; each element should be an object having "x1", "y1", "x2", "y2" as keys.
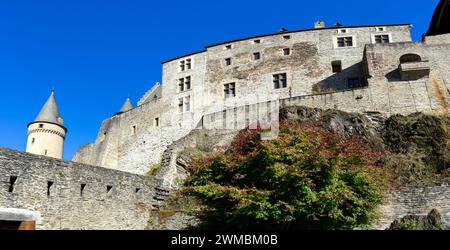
[{"x1": 152, "y1": 105, "x2": 449, "y2": 229}]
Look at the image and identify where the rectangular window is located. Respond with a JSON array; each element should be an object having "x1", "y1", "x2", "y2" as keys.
[
  {"x1": 347, "y1": 78, "x2": 362, "y2": 88},
  {"x1": 374, "y1": 35, "x2": 390, "y2": 44},
  {"x1": 253, "y1": 52, "x2": 261, "y2": 60},
  {"x1": 283, "y1": 48, "x2": 291, "y2": 56},
  {"x1": 273, "y1": 73, "x2": 287, "y2": 89},
  {"x1": 186, "y1": 59, "x2": 191, "y2": 70},
  {"x1": 332, "y1": 60, "x2": 342, "y2": 73},
  {"x1": 179, "y1": 59, "x2": 192, "y2": 71},
  {"x1": 225, "y1": 58, "x2": 232, "y2": 66},
  {"x1": 178, "y1": 98, "x2": 184, "y2": 113},
  {"x1": 185, "y1": 76, "x2": 191, "y2": 90},
  {"x1": 180, "y1": 61, "x2": 185, "y2": 71},
  {"x1": 178, "y1": 78, "x2": 184, "y2": 92},
  {"x1": 337, "y1": 37, "x2": 353, "y2": 47},
  {"x1": 224, "y1": 83, "x2": 236, "y2": 98},
  {"x1": 184, "y1": 96, "x2": 191, "y2": 112},
  {"x1": 154, "y1": 117, "x2": 159, "y2": 127}
]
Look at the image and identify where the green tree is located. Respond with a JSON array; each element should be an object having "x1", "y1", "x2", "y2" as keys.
[{"x1": 184, "y1": 121, "x2": 388, "y2": 230}]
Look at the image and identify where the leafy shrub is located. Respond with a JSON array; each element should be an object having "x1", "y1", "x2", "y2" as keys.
[{"x1": 183, "y1": 121, "x2": 389, "y2": 230}]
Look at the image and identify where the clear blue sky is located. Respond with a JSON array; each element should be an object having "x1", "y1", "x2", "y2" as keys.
[{"x1": 0, "y1": 0, "x2": 439, "y2": 160}]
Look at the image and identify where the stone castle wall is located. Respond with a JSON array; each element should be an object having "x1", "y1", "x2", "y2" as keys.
[
  {"x1": 72, "y1": 25, "x2": 449, "y2": 177},
  {"x1": 374, "y1": 184, "x2": 450, "y2": 229},
  {"x1": 0, "y1": 147, "x2": 154, "y2": 230}
]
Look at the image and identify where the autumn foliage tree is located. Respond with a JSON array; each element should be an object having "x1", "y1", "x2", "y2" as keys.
[{"x1": 184, "y1": 121, "x2": 388, "y2": 230}]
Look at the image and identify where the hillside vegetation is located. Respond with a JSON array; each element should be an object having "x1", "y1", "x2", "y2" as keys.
[{"x1": 174, "y1": 106, "x2": 449, "y2": 230}]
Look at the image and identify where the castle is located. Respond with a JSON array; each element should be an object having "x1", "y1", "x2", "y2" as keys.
[
  {"x1": 71, "y1": 20, "x2": 449, "y2": 176},
  {"x1": 0, "y1": 1, "x2": 449, "y2": 230}
]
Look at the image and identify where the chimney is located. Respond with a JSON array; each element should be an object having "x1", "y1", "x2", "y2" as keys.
[{"x1": 314, "y1": 21, "x2": 325, "y2": 29}]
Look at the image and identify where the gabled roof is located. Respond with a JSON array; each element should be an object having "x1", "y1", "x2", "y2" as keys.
[{"x1": 34, "y1": 91, "x2": 64, "y2": 126}]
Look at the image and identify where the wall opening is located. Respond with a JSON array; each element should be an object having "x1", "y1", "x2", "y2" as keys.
[
  {"x1": 132, "y1": 125, "x2": 137, "y2": 135},
  {"x1": 80, "y1": 184, "x2": 86, "y2": 197},
  {"x1": 31, "y1": 138, "x2": 35, "y2": 144},
  {"x1": 332, "y1": 60, "x2": 342, "y2": 73},
  {"x1": 8, "y1": 176, "x2": 17, "y2": 192},
  {"x1": 47, "y1": 181, "x2": 54, "y2": 196},
  {"x1": 135, "y1": 188, "x2": 141, "y2": 193},
  {"x1": 399, "y1": 54, "x2": 422, "y2": 64},
  {"x1": 154, "y1": 117, "x2": 159, "y2": 127},
  {"x1": 106, "y1": 185, "x2": 112, "y2": 193}
]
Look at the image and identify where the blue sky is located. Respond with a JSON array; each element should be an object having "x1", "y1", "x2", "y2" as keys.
[{"x1": 0, "y1": 0, "x2": 439, "y2": 160}]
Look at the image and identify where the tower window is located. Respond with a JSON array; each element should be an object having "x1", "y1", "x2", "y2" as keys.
[
  {"x1": 283, "y1": 48, "x2": 291, "y2": 56},
  {"x1": 39, "y1": 124, "x2": 44, "y2": 128},
  {"x1": 273, "y1": 73, "x2": 287, "y2": 89},
  {"x1": 179, "y1": 59, "x2": 192, "y2": 71},
  {"x1": 154, "y1": 117, "x2": 159, "y2": 127},
  {"x1": 332, "y1": 60, "x2": 342, "y2": 73},
  {"x1": 224, "y1": 83, "x2": 236, "y2": 98},
  {"x1": 47, "y1": 181, "x2": 54, "y2": 196},
  {"x1": 178, "y1": 98, "x2": 184, "y2": 113},
  {"x1": 225, "y1": 58, "x2": 232, "y2": 66},
  {"x1": 132, "y1": 125, "x2": 137, "y2": 135},
  {"x1": 31, "y1": 138, "x2": 35, "y2": 144},
  {"x1": 184, "y1": 96, "x2": 191, "y2": 112},
  {"x1": 253, "y1": 52, "x2": 261, "y2": 60},
  {"x1": 44, "y1": 149, "x2": 48, "y2": 156}
]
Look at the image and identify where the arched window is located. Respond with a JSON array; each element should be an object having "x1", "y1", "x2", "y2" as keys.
[{"x1": 399, "y1": 54, "x2": 422, "y2": 64}]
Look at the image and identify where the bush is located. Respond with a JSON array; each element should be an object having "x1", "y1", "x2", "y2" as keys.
[{"x1": 183, "y1": 121, "x2": 389, "y2": 230}]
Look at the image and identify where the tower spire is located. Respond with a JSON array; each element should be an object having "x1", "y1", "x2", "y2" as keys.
[{"x1": 34, "y1": 90, "x2": 63, "y2": 125}]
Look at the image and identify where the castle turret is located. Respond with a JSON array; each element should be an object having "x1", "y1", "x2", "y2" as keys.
[{"x1": 26, "y1": 91, "x2": 67, "y2": 159}]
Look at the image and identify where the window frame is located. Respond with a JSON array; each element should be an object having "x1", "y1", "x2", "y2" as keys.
[
  {"x1": 371, "y1": 33, "x2": 392, "y2": 44},
  {"x1": 224, "y1": 82, "x2": 236, "y2": 99},
  {"x1": 273, "y1": 73, "x2": 288, "y2": 90},
  {"x1": 334, "y1": 35, "x2": 356, "y2": 48}
]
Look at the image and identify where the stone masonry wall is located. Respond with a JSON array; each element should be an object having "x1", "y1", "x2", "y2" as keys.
[
  {"x1": 373, "y1": 184, "x2": 450, "y2": 229},
  {"x1": 0, "y1": 147, "x2": 154, "y2": 230}
]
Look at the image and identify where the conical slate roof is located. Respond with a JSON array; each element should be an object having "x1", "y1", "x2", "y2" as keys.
[
  {"x1": 34, "y1": 91, "x2": 64, "y2": 125},
  {"x1": 116, "y1": 98, "x2": 134, "y2": 114}
]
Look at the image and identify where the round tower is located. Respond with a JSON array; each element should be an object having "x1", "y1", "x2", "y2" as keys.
[{"x1": 26, "y1": 90, "x2": 67, "y2": 159}]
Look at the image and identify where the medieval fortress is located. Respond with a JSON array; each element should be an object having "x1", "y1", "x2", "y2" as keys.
[{"x1": 1, "y1": 1, "x2": 449, "y2": 229}]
